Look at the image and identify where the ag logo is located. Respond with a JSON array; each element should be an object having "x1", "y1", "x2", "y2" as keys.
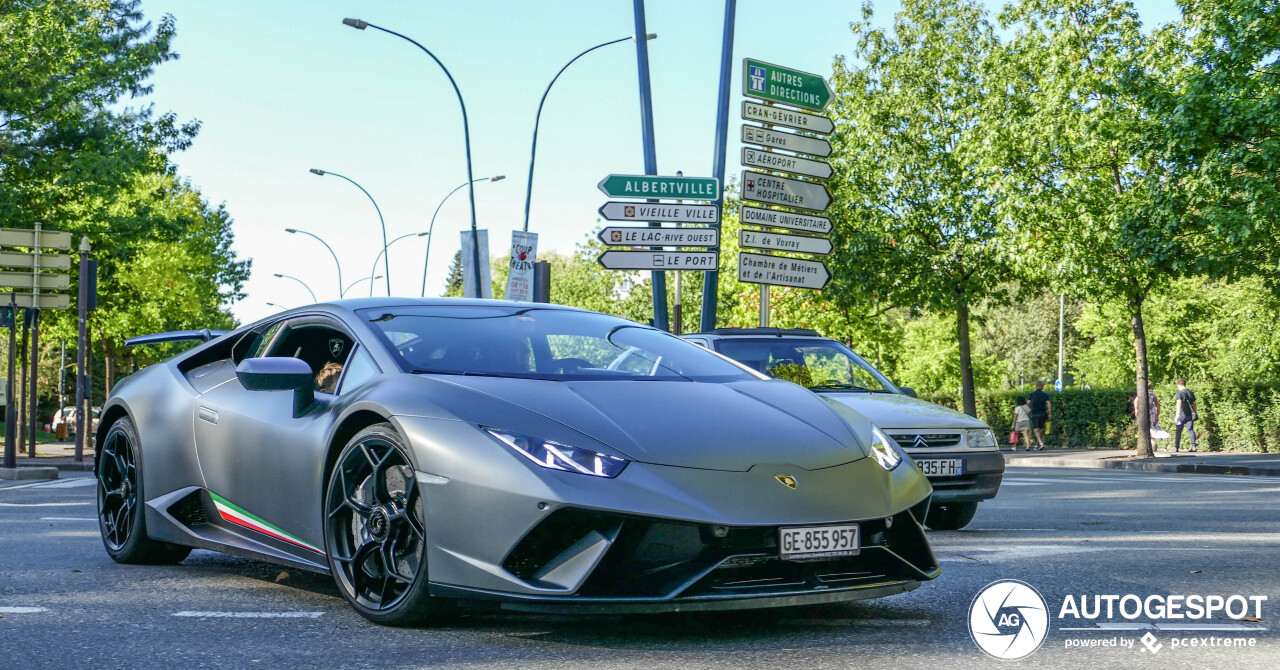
[{"x1": 968, "y1": 580, "x2": 1049, "y2": 660}]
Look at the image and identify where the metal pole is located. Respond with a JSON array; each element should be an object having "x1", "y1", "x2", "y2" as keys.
[
  {"x1": 3, "y1": 297, "x2": 16, "y2": 469},
  {"x1": 74, "y1": 238, "x2": 89, "y2": 463},
  {"x1": 27, "y1": 310, "x2": 38, "y2": 457},
  {"x1": 1058, "y1": 293, "x2": 1065, "y2": 388},
  {"x1": 422, "y1": 180, "x2": 473, "y2": 296},
  {"x1": 523, "y1": 36, "x2": 634, "y2": 233},
  {"x1": 274, "y1": 274, "x2": 317, "y2": 303},
  {"x1": 321, "y1": 172, "x2": 390, "y2": 296},
  {"x1": 286, "y1": 229, "x2": 343, "y2": 298},
  {"x1": 673, "y1": 172, "x2": 683, "y2": 334},
  {"x1": 700, "y1": 0, "x2": 737, "y2": 333},
  {"x1": 58, "y1": 340, "x2": 65, "y2": 414},
  {"x1": 370, "y1": 233, "x2": 425, "y2": 297},
  {"x1": 632, "y1": 0, "x2": 668, "y2": 331}
]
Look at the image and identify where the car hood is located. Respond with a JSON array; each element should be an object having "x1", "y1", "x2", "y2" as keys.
[
  {"x1": 819, "y1": 391, "x2": 989, "y2": 430},
  {"x1": 431, "y1": 376, "x2": 871, "y2": 472}
]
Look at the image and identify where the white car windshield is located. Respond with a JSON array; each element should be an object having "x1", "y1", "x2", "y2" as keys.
[
  {"x1": 714, "y1": 338, "x2": 900, "y2": 393},
  {"x1": 360, "y1": 305, "x2": 758, "y2": 383}
]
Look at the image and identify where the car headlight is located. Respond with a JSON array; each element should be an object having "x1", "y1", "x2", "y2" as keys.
[
  {"x1": 870, "y1": 426, "x2": 902, "y2": 471},
  {"x1": 484, "y1": 428, "x2": 629, "y2": 478},
  {"x1": 966, "y1": 428, "x2": 997, "y2": 448}
]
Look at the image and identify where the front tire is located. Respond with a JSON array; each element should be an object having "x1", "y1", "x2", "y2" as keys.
[
  {"x1": 96, "y1": 416, "x2": 191, "y2": 564},
  {"x1": 924, "y1": 501, "x2": 979, "y2": 530},
  {"x1": 325, "y1": 423, "x2": 446, "y2": 626}
]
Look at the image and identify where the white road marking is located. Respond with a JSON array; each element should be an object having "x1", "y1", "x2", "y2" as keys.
[
  {"x1": 172, "y1": 611, "x2": 325, "y2": 619},
  {"x1": 937, "y1": 545, "x2": 1229, "y2": 563},
  {"x1": 40, "y1": 517, "x2": 96, "y2": 521},
  {"x1": 0, "y1": 477, "x2": 96, "y2": 490},
  {"x1": 0, "y1": 606, "x2": 48, "y2": 614},
  {"x1": 0, "y1": 502, "x2": 93, "y2": 507},
  {"x1": 781, "y1": 618, "x2": 931, "y2": 627}
]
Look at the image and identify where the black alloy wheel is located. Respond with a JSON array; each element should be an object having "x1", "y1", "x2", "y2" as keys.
[
  {"x1": 96, "y1": 416, "x2": 191, "y2": 564},
  {"x1": 325, "y1": 423, "x2": 445, "y2": 625}
]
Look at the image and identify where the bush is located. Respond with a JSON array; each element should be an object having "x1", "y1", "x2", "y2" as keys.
[{"x1": 925, "y1": 383, "x2": 1280, "y2": 452}]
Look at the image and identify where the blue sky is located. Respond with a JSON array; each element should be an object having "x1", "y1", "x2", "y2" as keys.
[{"x1": 136, "y1": 1, "x2": 1181, "y2": 323}]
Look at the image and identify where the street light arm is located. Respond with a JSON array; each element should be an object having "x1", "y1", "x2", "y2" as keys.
[
  {"x1": 318, "y1": 171, "x2": 391, "y2": 295},
  {"x1": 361, "y1": 21, "x2": 483, "y2": 298},
  {"x1": 273, "y1": 273, "x2": 317, "y2": 303},
  {"x1": 522, "y1": 35, "x2": 634, "y2": 233},
  {"x1": 421, "y1": 178, "x2": 483, "y2": 297},
  {"x1": 342, "y1": 275, "x2": 383, "y2": 298},
  {"x1": 286, "y1": 228, "x2": 343, "y2": 298},
  {"x1": 371, "y1": 232, "x2": 426, "y2": 297}
]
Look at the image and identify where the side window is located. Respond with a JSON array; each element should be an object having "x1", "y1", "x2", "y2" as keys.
[
  {"x1": 263, "y1": 320, "x2": 355, "y2": 393},
  {"x1": 338, "y1": 346, "x2": 380, "y2": 394}
]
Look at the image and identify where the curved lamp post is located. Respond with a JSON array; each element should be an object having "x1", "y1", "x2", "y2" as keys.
[
  {"x1": 343, "y1": 18, "x2": 484, "y2": 298},
  {"x1": 368, "y1": 232, "x2": 428, "y2": 296},
  {"x1": 309, "y1": 168, "x2": 390, "y2": 295},
  {"x1": 285, "y1": 228, "x2": 343, "y2": 298},
  {"x1": 266, "y1": 302, "x2": 290, "y2": 311},
  {"x1": 421, "y1": 175, "x2": 504, "y2": 296},
  {"x1": 523, "y1": 34, "x2": 654, "y2": 232},
  {"x1": 342, "y1": 275, "x2": 383, "y2": 298},
  {"x1": 273, "y1": 273, "x2": 317, "y2": 303}
]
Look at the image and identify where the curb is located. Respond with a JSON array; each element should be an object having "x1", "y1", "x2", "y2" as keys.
[
  {"x1": 1099, "y1": 460, "x2": 1280, "y2": 477},
  {"x1": 0, "y1": 466, "x2": 59, "y2": 481}
]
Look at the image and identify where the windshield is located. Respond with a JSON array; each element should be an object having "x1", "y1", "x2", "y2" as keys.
[
  {"x1": 358, "y1": 305, "x2": 757, "y2": 383},
  {"x1": 714, "y1": 338, "x2": 900, "y2": 393}
]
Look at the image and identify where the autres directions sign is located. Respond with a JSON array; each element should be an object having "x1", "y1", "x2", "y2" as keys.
[
  {"x1": 741, "y1": 147, "x2": 832, "y2": 180},
  {"x1": 741, "y1": 170, "x2": 831, "y2": 212},
  {"x1": 742, "y1": 101, "x2": 834, "y2": 135},
  {"x1": 739, "y1": 229, "x2": 832, "y2": 256},
  {"x1": 598, "y1": 227, "x2": 719, "y2": 247},
  {"x1": 597, "y1": 174, "x2": 719, "y2": 201},
  {"x1": 598, "y1": 201, "x2": 719, "y2": 224},
  {"x1": 597, "y1": 250, "x2": 719, "y2": 271},
  {"x1": 743, "y1": 59, "x2": 833, "y2": 112}
]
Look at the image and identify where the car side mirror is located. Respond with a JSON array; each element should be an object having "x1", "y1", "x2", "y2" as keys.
[
  {"x1": 236, "y1": 357, "x2": 315, "y2": 417},
  {"x1": 899, "y1": 386, "x2": 918, "y2": 399}
]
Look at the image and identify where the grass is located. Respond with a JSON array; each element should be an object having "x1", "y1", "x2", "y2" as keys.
[{"x1": 0, "y1": 420, "x2": 60, "y2": 443}]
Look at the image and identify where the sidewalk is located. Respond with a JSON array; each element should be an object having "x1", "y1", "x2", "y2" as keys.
[
  {"x1": 1003, "y1": 447, "x2": 1280, "y2": 477},
  {"x1": 1, "y1": 440, "x2": 95, "y2": 480}
]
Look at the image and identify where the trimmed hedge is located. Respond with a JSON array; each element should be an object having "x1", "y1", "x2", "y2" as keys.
[{"x1": 926, "y1": 383, "x2": 1280, "y2": 452}]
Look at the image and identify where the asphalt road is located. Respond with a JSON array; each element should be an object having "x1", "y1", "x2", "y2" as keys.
[{"x1": 1, "y1": 468, "x2": 1276, "y2": 669}]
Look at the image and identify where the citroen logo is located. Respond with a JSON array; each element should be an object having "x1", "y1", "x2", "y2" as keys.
[
  {"x1": 914, "y1": 435, "x2": 929, "y2": 449},
  {"x1": 774, "y1": 474, "x2": 798, "y2": 489}
]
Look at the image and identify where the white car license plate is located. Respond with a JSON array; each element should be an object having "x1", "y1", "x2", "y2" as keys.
[
  {"x1": 779, "y1": 524, "x2": 859, "y2": 561},
  {"x1": 917, "y1": 458, "x2": 964, "y2": 477}
]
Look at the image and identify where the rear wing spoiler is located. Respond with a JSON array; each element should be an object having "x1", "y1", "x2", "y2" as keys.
[{"x1": 124, "y1": 329, "x2": 229, "y2": 347}]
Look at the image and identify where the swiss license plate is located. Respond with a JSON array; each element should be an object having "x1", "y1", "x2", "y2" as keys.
[
  {"x1": 917, "y1": 458, "x2": 964, "y2": 477},
  {"x1": 779, "y1": 524, "x2": 860, "y2": 561}
]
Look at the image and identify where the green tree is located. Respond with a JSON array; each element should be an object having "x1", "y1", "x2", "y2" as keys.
[
  {"x1": 824, "y1": 0, "x2": 1009, "y2": 416},
  {"x1": 443, "y1": 250, "x2": 463, "y2": 297}
]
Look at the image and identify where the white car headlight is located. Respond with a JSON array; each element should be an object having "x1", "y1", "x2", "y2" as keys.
[
  {"x1": 966, "y1": 428, "x2": 997, "y2": 448},
  {"x1": 485, "y1": 428, "x2": 629, "y2": 478},
  {"x1": 870, "y1": 426, "x2": 902, "y2": 471}
]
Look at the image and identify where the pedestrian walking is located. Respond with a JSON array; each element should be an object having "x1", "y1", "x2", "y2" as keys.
[
  {"x1": 1028, "y1": 381, "x2": 1052, "y2": 450},
  {"x1": 1173, "y1": 378, "x2": 1199, "y2": 452},
  {"x1": 1012, "y1": 396, "x2": 1032, "y2": 451},
  {"x1": 1131, "y1": 389, "x2": 1170, "y2": 442}
]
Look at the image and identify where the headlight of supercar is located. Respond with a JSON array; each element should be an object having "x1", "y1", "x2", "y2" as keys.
[
  {"x1": 870, "y1": 425, "x2": 902, "y2": 471},
  {"x1": 485, "y1": 428, "x2": 629, "y2": 478},
  {"x1": 966, "y1": 428, "x2": 998, "y2": 448}
]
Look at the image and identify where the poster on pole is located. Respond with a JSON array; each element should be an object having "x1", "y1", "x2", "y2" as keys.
[
  {"x1": 504, "y1": 230, "x2": 538, "y2": 302},
  {"x1": 460, "y1": 229, "x2": 492, "y2": 299}
]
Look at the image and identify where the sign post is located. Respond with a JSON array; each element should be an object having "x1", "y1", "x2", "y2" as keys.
[{"x1": 74, "y1": 238, "x2": 94, "y2": 463}]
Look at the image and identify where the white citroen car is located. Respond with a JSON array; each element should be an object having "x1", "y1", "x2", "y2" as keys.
[{"x1": 684, "y1": 328, "x2": 1003, "y2": 530}]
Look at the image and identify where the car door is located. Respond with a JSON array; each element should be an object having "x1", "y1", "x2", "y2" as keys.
[{"x1": 193, "y1": 315, "x2": 357, "y2": 557}]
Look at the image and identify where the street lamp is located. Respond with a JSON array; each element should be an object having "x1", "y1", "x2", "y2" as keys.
[
  {"x1": 273, "y1": 273, "x2": 317, "y2": 303},
  {"x1": 309, "y1": 168, "x2": 390, "y2": 295},
  {"x1": 421, "y1": 175, "x2": 504, "y2": 296},
  {"x1": 523, "y1": 34, "x2": 654, "y2": 233},
  {"x1": 266, "y1": 302, "x2": 290, "y2": 311},
  {"x1": 285, "y1": 228, "x2": 343, "y2": 298},
  {"x1": 343, "y1": 18, "x2": 484, "y2": 298},
  {"x1": 342, "y1": 274, "x2": 383, "y2": 298},
  {"x1": 369, "y1": 232, "x2": 428, "y2": 296}
]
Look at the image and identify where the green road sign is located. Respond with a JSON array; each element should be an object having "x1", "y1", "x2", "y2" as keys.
[
  {"x1": 743, "y1": 59, "x2": 833, "y2": 112},
  {"x1": 597, "y1": 174, "x2": 719, "y2": 201}
]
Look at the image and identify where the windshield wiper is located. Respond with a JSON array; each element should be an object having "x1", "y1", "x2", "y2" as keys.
[{"x1": 807, "y1": 382, "x2": 871, "y2": 391}]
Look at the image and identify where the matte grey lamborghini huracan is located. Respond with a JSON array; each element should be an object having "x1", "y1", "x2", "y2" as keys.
[{"x1": 96, "y1": 299, "x2": 939, "y2": 625}]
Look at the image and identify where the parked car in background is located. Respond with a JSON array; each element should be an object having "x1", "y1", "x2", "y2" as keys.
[
  {"x1": 52, "y1": 405, "x2": 101, "y2": 441},
  {"x1": 684, "y1": 328, "x2": 1004, "y2": 530}
]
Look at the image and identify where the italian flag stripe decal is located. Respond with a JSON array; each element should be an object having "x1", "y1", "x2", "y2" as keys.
[{"x1": 209, "y1": 492, "x2": 324, "y2": 555}]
